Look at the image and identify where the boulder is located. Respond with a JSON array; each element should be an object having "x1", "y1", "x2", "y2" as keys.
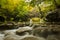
[
  {"x1": 33, "y1": 27, "x2": 51, "y2": 38},
  {"x1": 20, "y1": 35, "x2": 46, "y2": 40},
  {"x1": 4, "y1": 34, "x2": 20, "y2": 40},
  {"x1": 16, "y1": 27, "x2": 32, "y2": 36},
  {"x1": 47, "y1": 35, "x2": 59, "y2": 40}
]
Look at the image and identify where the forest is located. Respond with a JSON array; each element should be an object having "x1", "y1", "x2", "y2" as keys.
[
  {"x1": 0, "y1": 0, "x2": 60, "y2": 23},
  {"x1": 0, "y1": 0, "x2": 60, "y2": 40}
]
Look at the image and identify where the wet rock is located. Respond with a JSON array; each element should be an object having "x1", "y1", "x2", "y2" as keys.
[
  {"x1": 4, "y1": 34, "x2": 45, "y2": 40},
  {"x1": 16, "y1": 27, "x2": 32, "y2": 36},
  {"x1": 16, "y1": 27, "x2": 32, "y2": 33},
  {"x1": 4, "y1": 34, "x2": 20, "y2": 40},
  {"x1": 33, "y1": 27, "x2": 52, "y2": 38},
  {"x1": 0, "y1": 22, "x2": 18, "y2": 29},
  {"x1": 20, "y1": 35, "x2": 46, "y2": 40},
  {"x1": 47, "y1": 35, "x2": 59, "y2": 40},
  {"x1": 46, "y1": 12, "x2": 60, "y2": 22}
]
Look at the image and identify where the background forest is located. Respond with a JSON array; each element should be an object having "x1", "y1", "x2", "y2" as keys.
[
  {"x1": 0, "y1": 0, "x2": 60, "y2": 23},
  {"x1": 0, "y1": 0, "x2": 60, "y2": 40}
]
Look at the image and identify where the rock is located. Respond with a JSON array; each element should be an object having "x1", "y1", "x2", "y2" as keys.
[
  {"x1": 16, "y1": 27, "x2": 32, "y2": 33},
  {"x1": 47, "y1": 35, "x2": 59, "y2": 40},
  {"x1": 33, "y1": 27, "x2": 51, "y2": 38},
  {"x1": 20, "y1": 35, "x2": 46, "y2": 40},
  {"x1": 16, "y1": 27, "x2": 32, "y2": 36},
  {"x1": 46, "y1": 12, "x2": 60, "y2": 22},
  {"x1": 4, "y1": 34, "x2": 45, "y2": 40},
  {"x1": 4, "y1": 34, "x2": 20, "y2": 40}
]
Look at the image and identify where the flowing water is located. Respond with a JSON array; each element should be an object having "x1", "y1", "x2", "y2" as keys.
[{"x1": 0, "y1": 26, "x2": 60, "y2": 40}]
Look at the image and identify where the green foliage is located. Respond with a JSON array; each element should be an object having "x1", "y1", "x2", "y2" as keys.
[
  {"x1": 0, "y1": 0, "x2": 60, "y2": 22},
  {"x1": 40, "y1": 0, "x2": 56, "y2": 12},
  {"x1": 30, "y1": 0, "x2": 56, "y2": 14},
  {"x1": 30, "y1": 0, "x2": 55, "y2": 15},
  {"x1": 55, "y1": 0, "x2": 60, "y2": 5},
  {"x1": 30, "y1": 0, "x2": 58, "y2": 22},
  {"x1": 14, "y1": 0, "x2": 29, "y2": 22},
  {"x1": 30, "y1": 0, "x2": 44, "y2": 7},
  {"x1": 0, "y1": 0, "x2": 29, "y2": 22}
]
